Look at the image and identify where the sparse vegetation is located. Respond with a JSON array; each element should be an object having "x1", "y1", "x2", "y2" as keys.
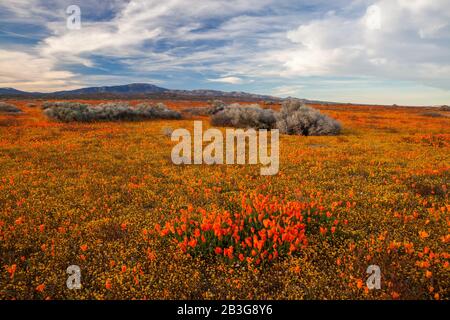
[
  {"x1": 183, "y1": 107, "x2": 211, "y2": 116},
  {"x1": 421, "y1": 112, "x2": 447, "y2": 118},
  {"x1": 43, "y1": 101, "x2": 181, "y2": 122},
  {"x1": 184, "y1": 100, "x2": 227, "y2": 117}
]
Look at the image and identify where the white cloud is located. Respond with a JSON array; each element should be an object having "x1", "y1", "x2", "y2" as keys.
[
  {"x1": 207, "y1": 76, "x2": 244, "y2": 84},
  {"x1": 0, "y1": 49, "x2": 78, "y2": 92},
  {"x1": 276, "y1": 0, "x2": 450, "y2": 89}
]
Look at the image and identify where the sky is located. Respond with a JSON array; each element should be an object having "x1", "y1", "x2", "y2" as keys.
[{"x1": 0, "y1": 0, "x2": 449, "y2": 105}]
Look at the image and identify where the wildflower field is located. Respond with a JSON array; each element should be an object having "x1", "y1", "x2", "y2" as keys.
[{"x1": 0, "y1": 100, "x2": 449, "y2": 300}]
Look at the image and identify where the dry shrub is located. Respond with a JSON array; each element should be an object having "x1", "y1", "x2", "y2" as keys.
[
  {"x1": 276, "y1": 100, "x2": 342, "y2": 136},
  {"x1": 210, "y1": 99, "x2": 341, "y2": 136},
  {"x1": 209, "y1": 100, "x2": 227, "y2": 115},
  {"x1": 43, "y1": 101, "x2": 181, "y2": 122},
  {"x1": 135, "y1": 103, "x2": 182, "y2": 119},
  {"x1": 0, "y1": 102, "x2": 22, "y2": 113},
  {"x1": 211, "y1": 103, "x2": 277, "y2": 130}
]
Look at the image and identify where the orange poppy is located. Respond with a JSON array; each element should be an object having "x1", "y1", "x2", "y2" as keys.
[{"x1": 36, "y1": 283, "x2": 45, "y2": 293}]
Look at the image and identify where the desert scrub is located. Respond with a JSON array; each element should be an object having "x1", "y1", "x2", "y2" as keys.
[
  {"x1": 421, "y1": 112, "x2": 447, "y2": 118},
  {"x1": 209, "y1": 100, "x2": 227, "y2": 115},
  {"x1": 210, "y1": 100, "x2": 341, "y2": 136},
  {"x1": 0, "y1": 102, "x2": 22, "y2": 113},
  {"x1": 43, "y1": 101, "x2": 181, "y2": 122},
  {"x1": 135, "y1": 103, "x2": 182, "y2": 119},
  {"x1": 184, "y1": 100, "x2": 226, "y2": 117},
  {"x1": 211, "y1": 103, "x2": 277, "y2": 129},
  {"x1": 276, "y1": 100, "x2": 342, "y2": 136}
]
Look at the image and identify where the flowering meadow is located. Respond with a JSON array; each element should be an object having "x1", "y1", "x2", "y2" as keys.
[{"x1": 0, "y1": 100, "x2": 449, "y2": 299}]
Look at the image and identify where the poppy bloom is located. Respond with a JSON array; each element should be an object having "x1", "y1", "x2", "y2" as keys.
[
  {"x1": 188, "y1": 238, "x2": 197, "y2": 248},
  {"x1": 356, "y1": 279, "x2": 364, "y2": 289},
  {"x1": 419, "y1": 231, "x2": 429, "y2": 239},
  {"x1": 36, "y1": 283, "x2": 45, "y2": 293},
  {"x1": 7, "y1": 264, "x2": 17, "y2": 279}
]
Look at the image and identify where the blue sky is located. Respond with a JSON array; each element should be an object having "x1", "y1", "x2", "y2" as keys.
[{"x1": 0, "y1": 0, "x2": 449, "y2": 105}]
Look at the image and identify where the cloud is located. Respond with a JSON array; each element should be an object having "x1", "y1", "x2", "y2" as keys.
[
  {"x1": 0, "y1": 49, "x2": 79, "y2": 92},
  {"x1": 0, "y1": 0, "x2": 449, "y2": 104},
  {"x1": 275, "y1": 0, "x2": 450, "y2": 89},
  {"x1": 271, "y1": 85, "x2": 304, "y2": 97},
  {"x1": 207, "y1": 76, "x2": 244, "y2": 84}
]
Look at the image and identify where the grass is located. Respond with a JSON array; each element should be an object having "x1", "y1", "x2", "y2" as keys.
[{"x1": 0, "y1": 100, "x2": 449, "y2": 300}]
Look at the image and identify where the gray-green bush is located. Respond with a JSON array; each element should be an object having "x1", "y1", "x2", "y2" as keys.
[
  {"x1": 211, "y1": 103, "x2": 277, "y2": 130},
  {"x1": 210, "y1": 100, "x2": 341, "y2": 136},
  {"x1": 43, "y1": 101, "x2": 182, "y2": 122},
  {"x1": 276, "y1": 100, "x2": 342, "y2": 136},
  {"x1": 0, "y1": 102, "x2": 22, "y2": 113}
]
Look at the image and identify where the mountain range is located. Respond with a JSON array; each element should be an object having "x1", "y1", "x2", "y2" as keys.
[{"x1": 0, "y1": 83, "x2": 281, "y2": 101}]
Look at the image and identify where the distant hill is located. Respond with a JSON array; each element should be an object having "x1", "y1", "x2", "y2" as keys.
[
  {"x1": 171, "y1": 89, "x2": 278, "y2": 101},
  {"x1": 0, "y1": 88, "x2": 31, "y2": 95},
  {"x1": 53, "y1": 83, "x2": 169, "y2": 95},
  {"x1": 0, "y1": 83, "x2": 281, "y2": 101}
]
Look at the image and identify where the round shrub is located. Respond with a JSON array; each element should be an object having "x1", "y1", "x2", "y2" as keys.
[
  {"x1": 0, "y1": 102, "x2": 22, "y2": 113},
  {"x1": 276, "y1": 100, "x2": 342, "y2": 136},
  {"x1": 211, "y1": 103, "x2": 277, "y2": 130}
]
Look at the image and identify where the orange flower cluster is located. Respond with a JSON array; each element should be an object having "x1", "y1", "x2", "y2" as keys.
[
  {"x1": 403, "y1": 134, "x2": 450, "y2": 148},
  {"x1": 157, "y1": 194, "x2": 339, "y2": 266}
]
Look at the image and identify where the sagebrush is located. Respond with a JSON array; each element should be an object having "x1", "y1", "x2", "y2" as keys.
[
  {"x1": 276, "y1": 100, "x2": 342, "y2": 136},
  {"x1": 210, "y1": 100, "x2": 341, "y2": 136},
  {"x1": 43, "y1": 101, "x2": 181, "y2": 122},
  {"x1": 211, "y1": 103, "x2": 277, "y2": 130},
  {"x1": 0, "y1": 102, "x2": 22, "y2": 113}
]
